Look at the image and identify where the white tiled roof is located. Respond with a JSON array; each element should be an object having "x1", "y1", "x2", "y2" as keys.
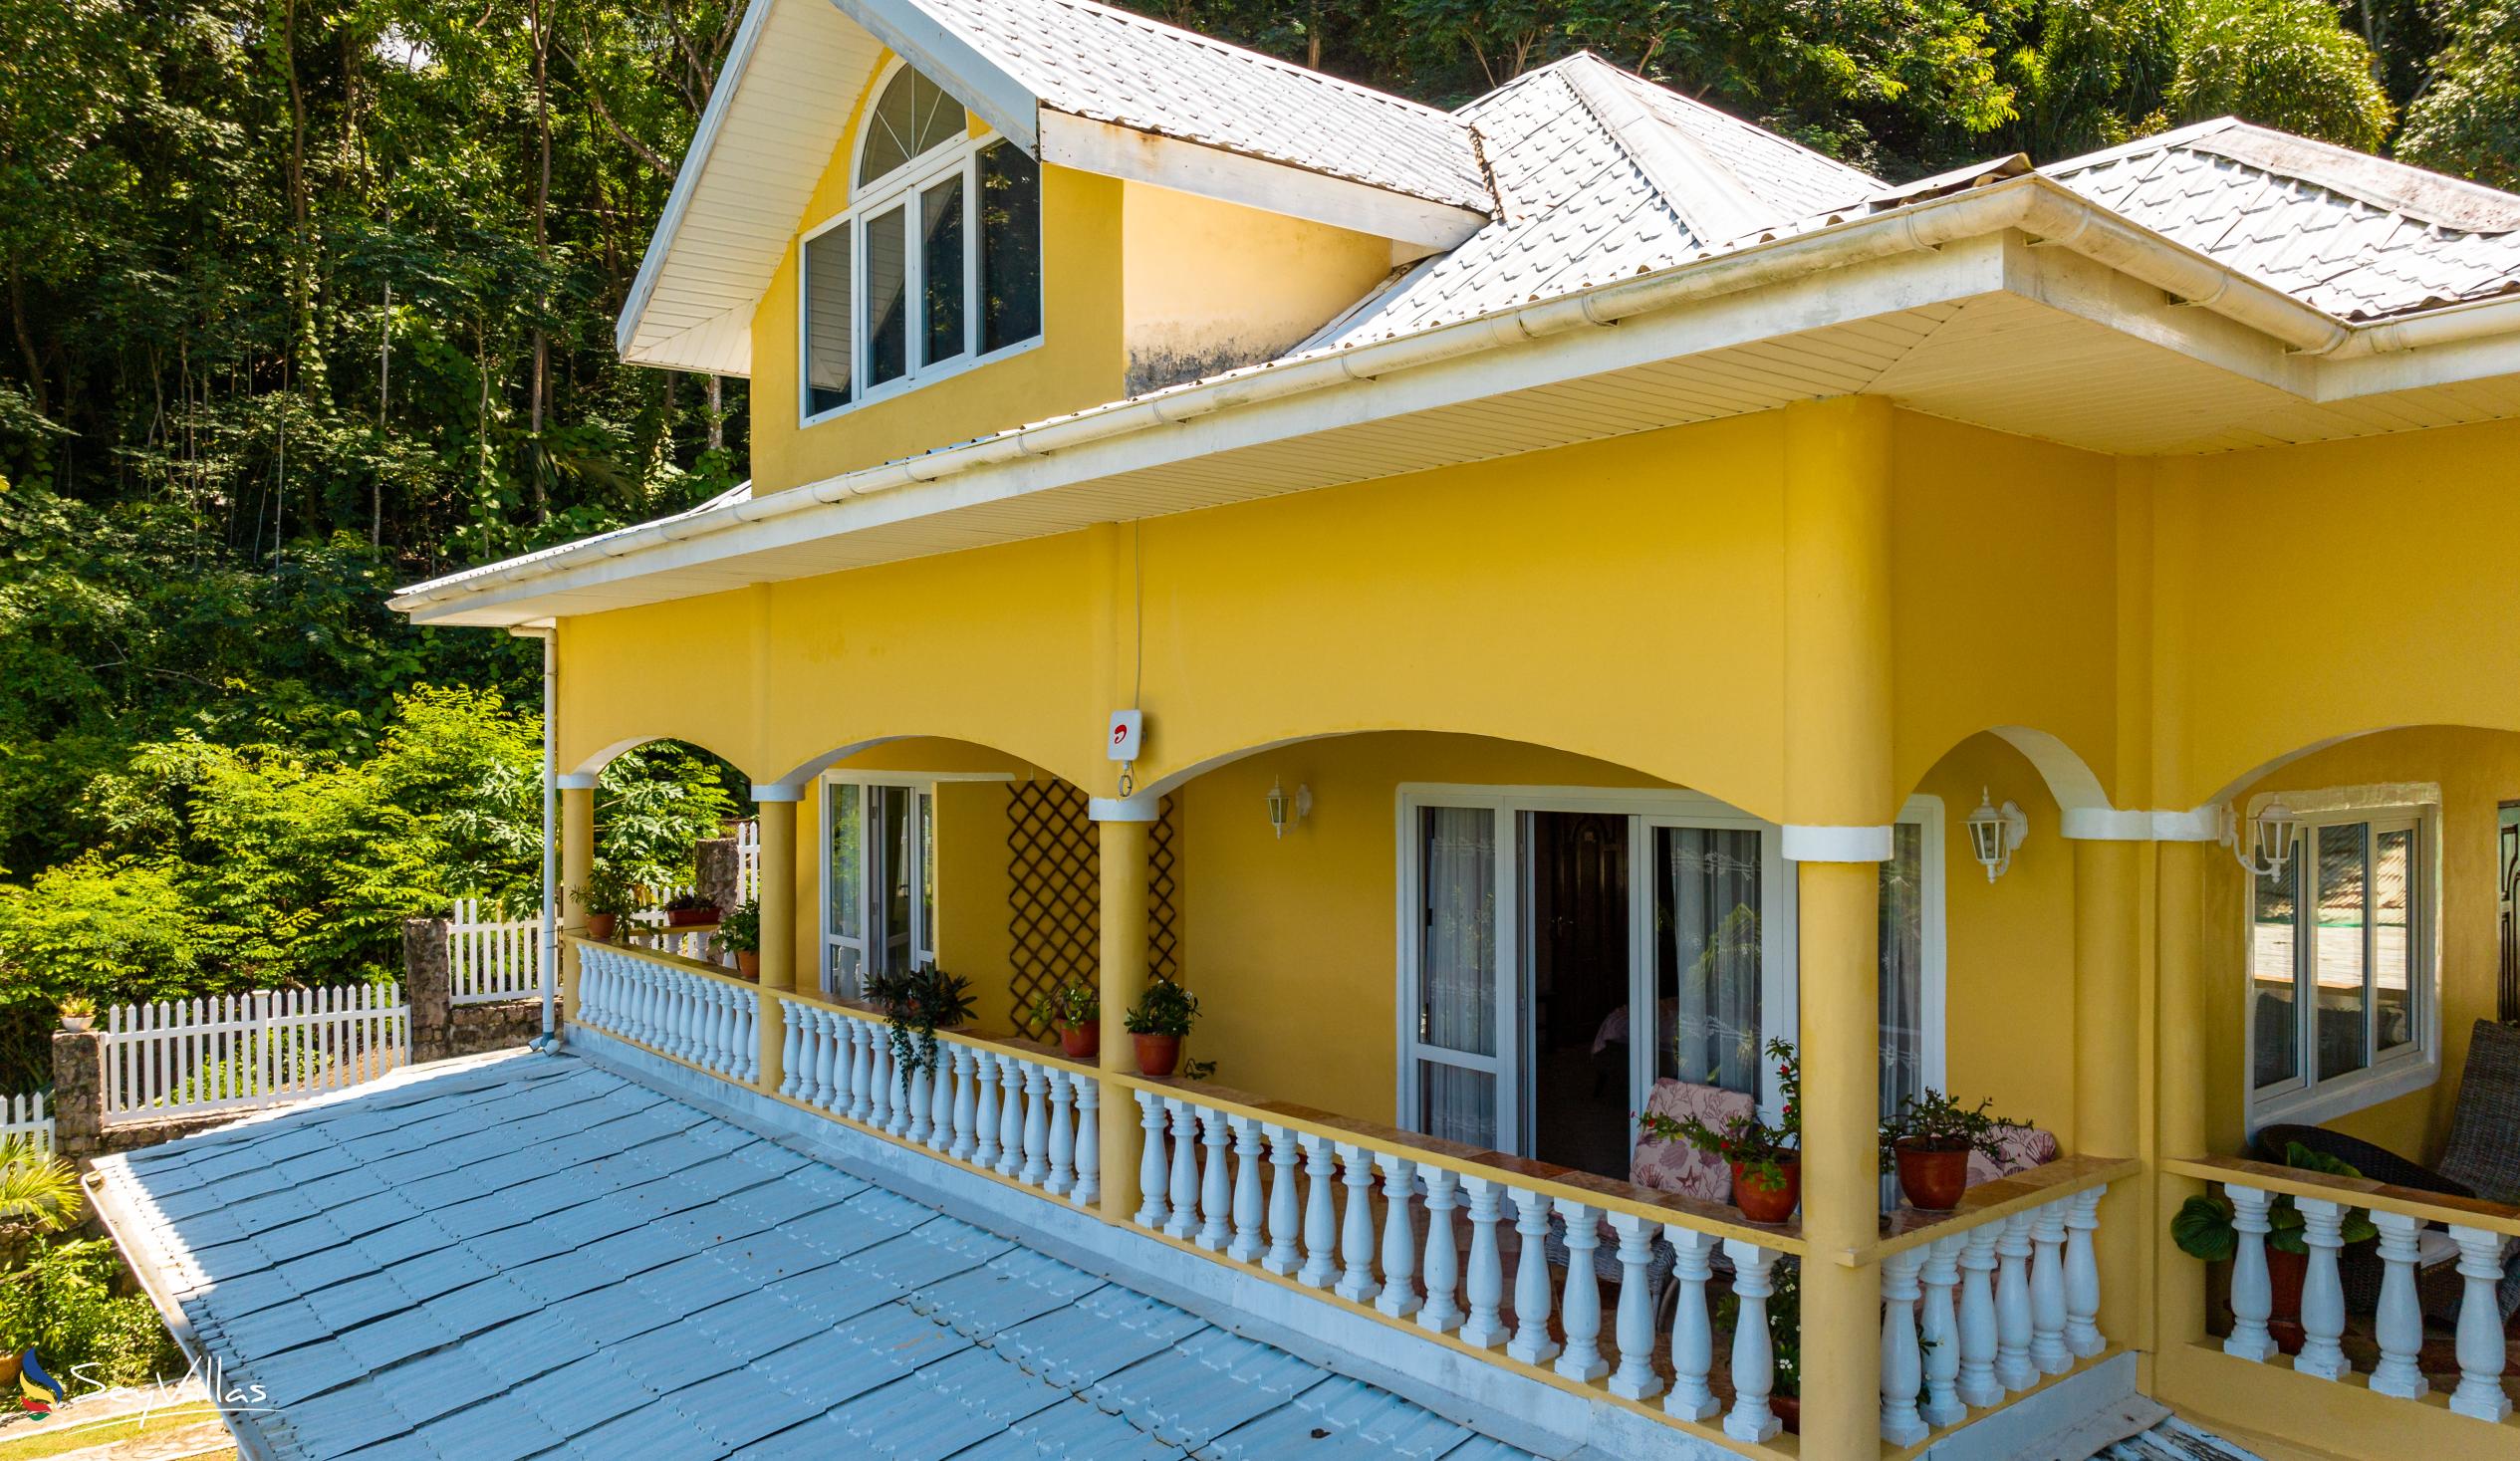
[
  {"x1": 918, "y1": 0, "x2": 1491, "y2": 210},
  {"x1": 2049, "y1": 120, "x2": 2520, "y2": 322},
  {"x1": 1593, "y1": 65, "x2": 1879, "y2": 225}
]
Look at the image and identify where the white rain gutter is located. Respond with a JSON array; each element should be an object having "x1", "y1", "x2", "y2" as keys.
[
  {"x1": 397, "y1": 172, "x2": 2520, "y2": 616},
  {"x1": 507, "y1": 624, "x2": 560, "y2": 1045}
]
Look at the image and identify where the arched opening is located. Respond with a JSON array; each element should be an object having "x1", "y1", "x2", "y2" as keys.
[{"x1": 568, "y1": 737, "x2": 758, "y2": 936}]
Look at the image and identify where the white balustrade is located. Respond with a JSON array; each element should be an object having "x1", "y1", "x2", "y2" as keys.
[
  {"x1": 1994, "y1": 1211, "x2": 2038, "y2": 1391},
  {"x1": 1662, "y1": 1226, "x2": 1720, "y2": 1421},
  {"x1": 2367, "y1": 1210, "x2": 2425, "y2": 1400},
  {"x1": 2293, "y1": 1197, "x2": 2349, "y2": 1380},
  {"x1": 1880, "y1": 1247, "x2": 1930, "y2": 1445},
  {"x1": 1226, "y1": 1117, "x2": 1266, "y2": 1263},
  {"x1": 1920, "y1": 1234, "x2": 1967, "y2": 1427},
  {"x1": 2450, "y1": 1224, "x2": 2514, "y2": 1422},
  {"x1": 1605, "y1": 1212, "x2": 1662, "y2": 1401},
  {"x1": 578, "y1": 944, "x2": 752, "y2": 1082},
  {"x1": 1416, "y1": 1169, "x2": 1461, "y2": 1335},
  {"x1": 1459, "y1": 1179, "x2": 1507, "y2": 1348},
  {"x1": 1723, "y1": 1239, "x2": 1784, "y2": 1443}
]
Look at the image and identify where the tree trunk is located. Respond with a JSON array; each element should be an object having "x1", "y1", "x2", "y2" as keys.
[
  {"x1": 8, "y1": 255, "x2": 46, "y2": 417},
  {"x1": 529, "y1": 0, "x2": 553, "y2": 522}
]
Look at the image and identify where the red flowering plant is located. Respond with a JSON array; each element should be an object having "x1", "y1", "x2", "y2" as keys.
[{"x1": 1638, "y1": 1039, "x2": 1801, "y2": 1192}]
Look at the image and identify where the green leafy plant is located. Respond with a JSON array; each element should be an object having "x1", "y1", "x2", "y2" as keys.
[
  {"x1": 0, "y1": 1237, "x2": 182, "y2": 1388},
  {"x1": 574, "y1": 862, "x2": 640, "y2": 920},
  {"x1": 1715, "y1": 1256, "x2": 1802, "y2": 1397},
  {"x1": 1879, "y1": 1089, "x2": 2029, "y2": 1168},
  {"x1": 662, "y1": 891, "x2": 716, "y2": 914},
  {"x1": 1639, "y1": 1038, "x2": 1801, "y2": 1192},
  {"x1": 56, "y1": 995, "x2": 95, "y2": 1021},
  {"x1": 868, "y1": 965, "x2": 975, "y2": 1079},
  {"x1": 2171, "y1": 1141, "x2": 2381, "y2": 1262},
  {"x1": 1030, "y1": 980, "x2": 1099, "y2": 1034},
  {"x1": 717, "y1": 896, "x2": 761, "y2": 956},
  {"x1": 0, "y1": 1139, "x2": 82, "y2": 1255},
  {"x1": 1125, "y1": 978, "x2": 1200, "y2": 1038}
]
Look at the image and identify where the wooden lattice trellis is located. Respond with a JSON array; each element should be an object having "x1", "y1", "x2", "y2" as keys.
[{"x1": 1006, "y1": 781, "x2": 1180, "y2": 1035}]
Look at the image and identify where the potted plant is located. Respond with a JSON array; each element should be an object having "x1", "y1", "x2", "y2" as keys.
[
  {"x1": 1639, "y1": 1039, "x2": 1802, "y2": 1224},
  {"x1": 661, "y1": 891, "x2": 719, "y2": 928},
  {"x1": 867, "y1": 965, "x2": 975, "y2": 1079},
  {"x1": 575, "y1": 863, "x2": 638, "y2": 941},
  {"x1": 1031, "y1": 981, "x2": 1101, "y2": 1060},
  {"x1": 1125, "y1": 979, "x2": 1199, "y2": 1077},
  {"x1": 57, "y1": 997, "x2": 95, "y2": 1033},
  {"x1": 718, "y1": 897, "x2": 761, "y2": 980},
  {"x1": 2172, "y1": 1141, "x2": 2378, "y2": 1354},
  {"x1": 1879, "y1": 1090, "x2": 2031, "y2": 1211}
]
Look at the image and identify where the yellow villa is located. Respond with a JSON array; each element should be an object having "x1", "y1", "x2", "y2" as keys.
[{"x1": 385, "y1": 1, "x2": 2520, "y2": 1457}]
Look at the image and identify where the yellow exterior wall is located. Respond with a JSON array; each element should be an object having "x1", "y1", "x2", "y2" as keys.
[{"x1": 1118, "y1": 180, "x2": 1391, "y2": 394}]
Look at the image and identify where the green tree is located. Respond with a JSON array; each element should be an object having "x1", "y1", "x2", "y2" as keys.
[
  {"x1": 2170, "y1": 0, "x2": 2394, "y2": 149},
  {"x1": 2399, "y1": 0, "x2": 2520, "y2": 188}
]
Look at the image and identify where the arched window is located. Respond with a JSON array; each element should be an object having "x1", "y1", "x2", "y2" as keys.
[{"x1": 800, "y1": 63, "x2": 1043, "y2": 420}]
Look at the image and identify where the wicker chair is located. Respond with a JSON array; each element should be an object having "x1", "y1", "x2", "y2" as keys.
[{"x1": 2263, "y1": 1018, "x2": 2520, "y2": 1321}]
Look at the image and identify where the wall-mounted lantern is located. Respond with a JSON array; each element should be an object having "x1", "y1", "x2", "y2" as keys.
[
  {"x1": 1966, "y1": 788, "x2": 2029, "y2": 882},
  {"x1": 1265, "y1": 776, "x2": 1312, "y2": 840},
  {"x1": 2224, "y1": 798, "x2": 2300, "y2": 880}
]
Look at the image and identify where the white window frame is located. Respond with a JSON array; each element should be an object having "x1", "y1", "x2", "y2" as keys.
[
  {"x1": 797, "y1": 59, "x2": 1044, "y2": 427},
  {"x1": 1393, "y1": 783, "x2": 1944, "y2": 1156},
  {"x1": 818, "y1": 774, "x2": 937, "y2": 998},
  {"x1": 2245, "y1": 795, "x2": 2440, "y2": 1132}
]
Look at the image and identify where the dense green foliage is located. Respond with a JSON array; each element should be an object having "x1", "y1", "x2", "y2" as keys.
[
  {"x1": 0, "y1": 1238, "x2": 184, "y2": 1389},
  {"x1": 0, "y1": 0, "x2": 2505, "y2": 1098}
]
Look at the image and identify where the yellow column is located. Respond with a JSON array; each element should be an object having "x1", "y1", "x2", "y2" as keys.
[
  {"x1": 2153, "y1": 840, "x2": 2210, "y2": 1351},
  {"x1": 754, "y1": 789, "x2": 801, "y2": 1095},
  {"x1": 1096, "y1": 805, "x2": 1155, "y2": 1225},
  {"x1": 2074, "y1": 836, "x2": 2147, "y2": 1348},
  {"x1": 558, "y1": 776, "x2": 597, "y2": 1023},
  {"x1": 1779, "y1": 395, "x2": 1895, "y2": 1461}
]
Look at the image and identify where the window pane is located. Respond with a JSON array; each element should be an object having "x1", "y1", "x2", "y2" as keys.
[
  {"x1": 2251, "y1": 854, "x2": 2299, "y2": 1091},
  {"x1": 2375, "y1": 827, "x2": 2413, "y2": 1053},
  {"x1": 866, "y1": 203, "x2": 908, "y2": 386},
  {"x1": 1419, "y1": 1064, "x2": 1495, "y2": 1148},
  {"x1": 859, "y1": 67, "x2": 961, "y2": 186},
  {"x1": 979, "y1": 141, "x2": 1042, "y2": 353},
  {"x1": 828, "y1": 784, "x2": 861, "y2": 940},
  {"x1": 877, "y1": 786, "x2": 913, "y2": 973},
  {"x1": 918, "y1": 792, "x2": 936, "y2": 961},
  {"x1": 803, "y1": 225, "x2": 853, "y2": 413},
  {"x1": 2314, "y1": 822, "x2": 2370, "y2": 1082},
  {"x1": 1418, "y1": 807, "x2": 1495, "y2": 1058},
  {"x1": 1657, "y1": 826, "x2": 1763, "y2": 1098},
  {"x1": 1880, "y1": 822, "x2": 1925, "y2": 1118},
  {"x1": 920, "y1": 174, "x2": 966, "y2": 367}
]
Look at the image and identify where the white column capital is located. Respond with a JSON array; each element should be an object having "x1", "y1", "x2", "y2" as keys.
[
  {"x1": 555, "y1": 772, "x2": 600, "y2": 791},
  {"x1": 1781, "y1": 824, "x2": 1893, "y2": 862},
  {"x1": 749, "y1": 783, "x2": 806, "y2": 803},
  {"x1": 2058, "y1": 805, "x2": 2222, "y2": 842},
  {"x1": 1090, "y1": 792, "x2": 1161, "y2": 822}
]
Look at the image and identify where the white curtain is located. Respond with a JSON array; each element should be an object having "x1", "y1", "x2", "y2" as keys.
[
  {"x1": 1418, "y1": 807, "x2": 1496, "y2": 1145},
  {"x1": 1879, "y1": 823, "x2": 1925, "y2": 1118},
  {"x1": 1665, "y1": 828, "x2": 1765, "y2": 1096}
]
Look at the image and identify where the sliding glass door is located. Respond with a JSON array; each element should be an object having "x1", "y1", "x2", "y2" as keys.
[
  {"x1": 822, "y1": 779, "x2": 935, "y2": 998},
  {"x1": 1402, "y1": 801, "x2": 1514, "y2": 1148}
]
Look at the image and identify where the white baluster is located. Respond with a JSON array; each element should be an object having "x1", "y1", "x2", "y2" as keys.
[
  {"x1": 1460, "y1": 1179, "x2": 1507, "y2": 1348},
  {"x1": 927, "y1": 1044, "x2": 954, "y2": 1152},
  {"x1": 904, "y1": 1058, "x2": 932, "y2": 1145},
  {"x1": 1164, "y1": 1101, "x2": 1200, "y2": 1239},
  {"x1": 1661, "y1": 1226, "x2": 1719, "y2": 1420},
  {"x1": 1957, "y1": 1223, "x2": 2004, "y2": 1407},
  {"x1": 2030, "y1": 1198, "x2": 2073, "y2": 1375},
  {"x1": 1881, "y1": 1246, "x2": 1930, "y2": 1444},
  {"x1": 1376, "y1": 1156, "x2": 1421, "y2": 1318},
  {"x1": 1044, "y1": 1071, "x2": 1076, "y2": 1197},
  {"x1": 1262, "y1": 1126, "x2": 1302, "y2": 1277},
  {"x1": 1195, "y1": 1110, "x2": 1233, "y2": 1251},
  {"x1": 735, "y1": 989, "x2": 757, "y2": 1082},
  {"x1": 889, "y1": 1047, "x2": 915, "y2": 1137},
  {"x1": 866, "y1": 1030, "x2": 893, "y2": 1131},
  {"x1": 2448, "y1": 1224, "x2": 2513, "y2": 1422},
  {"x1": 1921, "y1": 1233, "x2": 1968, "y2": 1427},
  {"x1": 1417, "y1": 1169, "x2": 1461, "y2": 1334},
  {"x1": 1605, "y1": 1212, "x2": 1663, "y2": 1400},
  {"x1": 2222, "y1": 1184, "x2": 2279, "y2": 1362},
  {"x1": 2292, "y1": 1197, "x2": 2349, "y2": 1380},
  {"x1": 997, "y1": 1059, "x2": 1027, "y2": 1177},
  {"x1": 2064, "y1": 1187, "x2": 2105, "y2": 1359},
  {"x1": 808, "y1": 1009, "x2": 837, "y2": 1108},
  {"x1": 1226, "y1": 1117, "x2": 1266, "y2": 1264},
  {"x1": 1334, "y1": 1143, "x2": 1382, "y2": 1303},
  {"x1": 1021, "y1": 1065, "x2": 1052, "y2": 1187},
  {"x1": 1505, "y1": 1187, "x2": 1561, "y2": 1364},
  {"x1": 1071, "y1": 1077, "x2": 1100, "y2": 1208},
  {"x1": 1134, "y1": 1091, "x2": 1169, "y2": 1229},
  {"x1": 2368, "y1": 1210, "x2": 2426, "y2": 1400},
  {"x1": 779, "y1": 1002, "x2": 804, "y2": 1098},
  {"x1": 1995, "y1": 1211, "x2": 2037, "y2": 1391},
  {"x1": 1722, "y1": 1240, "x2": 1782, "y2": 1443},
  {"x1": 948, "y1": 1046, "x2": 978, "y2": 1161},
  {"x1": 1553, "y1": 1200, "x2": 1608, "y2": 1382},
  {"x1": 848, "y1": 1020, "x2": 874, "y2": 1121},
  {"x1": 1297, "y1": 1134, "x2": 1339, "y2": 1288},
  {"x1": 971, "y1": 1052, "x2": 1002, "y2": 1169}
]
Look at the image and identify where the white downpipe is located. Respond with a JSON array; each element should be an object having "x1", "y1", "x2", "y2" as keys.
[{"x1": 536, "y1": 630, "x2": 558, "y2": 1042}]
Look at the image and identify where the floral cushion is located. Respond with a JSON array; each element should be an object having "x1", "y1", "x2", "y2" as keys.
[
  {"x1": 1632, "y1": 1078, "x2": 1756, "y2": 1204},
  {"x1": 1965, "y1": 1125, "x2": 2060, "y2": 1187}
]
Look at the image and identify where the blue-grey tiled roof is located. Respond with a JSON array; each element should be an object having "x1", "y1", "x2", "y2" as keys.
[{"x1": 96, "y1": 1055, "x2": 1532, "y2": 1460}]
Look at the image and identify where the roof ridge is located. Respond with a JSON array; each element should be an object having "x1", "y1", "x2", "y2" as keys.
[
  {"x1": 1032, "y1": 0, "x2": 1470, "y2": 129},
  {"x1": 1555, "y1": 51, "x2": 1777, "y2": 244},
  {"x1": 2039, "y1": 116, "x2": 2248, "y2": 178},
  {"x1": 1579, "y1": 55, "x2": 1883, "y2": 192},
  {"x1": 2188, "y1": 121, "x2": 2520, "y2": 235}
]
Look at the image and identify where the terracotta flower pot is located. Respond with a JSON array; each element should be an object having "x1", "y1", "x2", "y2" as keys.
[
  {"x1": 1771, "y1": 1393, "x2": 1801, "y2": 1435},
  {"x1": 1060, "y1": 1024, "x2": 1100, "y2": 1061},
  {"x1": 734, "y1": 950, "x2": 760, "y2": 981},
  {"x1": 1894, "y1": 1138, "x2": 1972, "y2": 1211},
  {"x1": 1730, "y1": 1158, "x2": 1801, "y2": 1224},
  {"x1": 665, "y1": 905, "x2": 717, "y2": 928},
  {"x1": 2266, "y1": 1246, "x2": 2309, "y2": 1355},
  {"x1": 586, "y1": 912, "x2": 619, "y2": 941},
  {"x1": 1134, "y1": 1033, "x2": 1181, "y2": 1077}
]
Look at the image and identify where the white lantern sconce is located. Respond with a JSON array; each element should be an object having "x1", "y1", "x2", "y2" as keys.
[
  {"x1": 1265, "y1": 776, "x2": 1312, "y2": 840},
  {"x1": 2222, "y1": 798, "x2": 2299, "y2": 880},
  {"x1": 1966, "y1": 788, "x2": 2029, "y2": 882}
]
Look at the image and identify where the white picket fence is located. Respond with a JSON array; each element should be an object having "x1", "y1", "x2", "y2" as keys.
[
  {"x1": 0, "y1": 1093, "x2": 51, "y2": 1157},
  {"x1": 448, "y1": 897, "x2": 543, "y2": 1005},
  {"x1": 736, "y1": 819, "x2": 761, "y2": 903},
  {"x1": 104, "y1": 985, "x2": 409, "y2": 1124}
]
